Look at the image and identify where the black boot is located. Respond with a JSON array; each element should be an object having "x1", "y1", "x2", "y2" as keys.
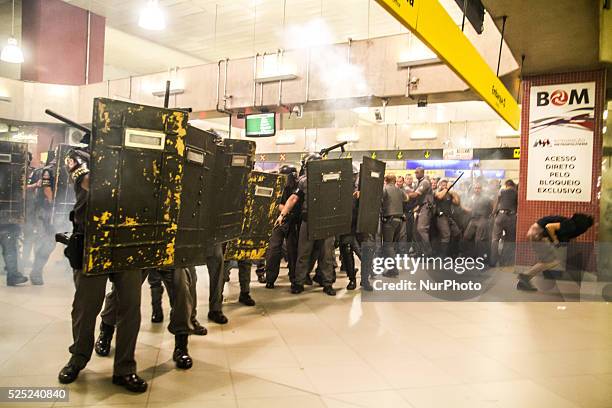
[
  {"x1": 346, "y1": 280, "x2": 357, "y2": 290},
  {"x1": 29, "y1": 272, "x2": 43, "y2": 286},
  {"x1": 150, "y1": 286, "x2": 164, "y2": 323},
  {"x1": 256, "y1": 269, "x2": 266, "y2": 284},
  {"x1": 173, "y1": 334, "x2": 193, "y2": 369},
  {"x1": 360, "y1": 279, "x2": 374, "y2": 291},
  {"x1": 112, "y1": 373, "x2": 148, "y2": 393},
  {"x1": 239, "y1": 292, "x2": 256, "y2": 306},
  {"x1": 58, "y1": 363, "x2": 81, "y2": 384},
  {"x1": 94, "y1": 322, "x2": 114, "y2": 357},
  {"x1": 323, "y1": 285, "x2": 336, "y2": 296},
  {"x1": 207, "y1": 310, "x2": 229, "y2": 324},
  {"x1": 7, "y1": 274, "x2": 28, "y2": 286},
  {"x1": 191, "y1": 319, "x2": 208, "y2": 336}
]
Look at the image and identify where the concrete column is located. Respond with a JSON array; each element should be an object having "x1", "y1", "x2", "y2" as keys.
[{"x1": 21, "y1": 0, "x2": 105, "y2": 85}]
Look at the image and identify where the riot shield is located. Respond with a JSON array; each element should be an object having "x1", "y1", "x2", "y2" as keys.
[
  {"x1": 83, "y1": 98, "x2": 188, "y2": 275},
  {"x1": 173, "y1": 126, "x2": 219, "y2": 267},
  {"x1": 225, "y1": 171, "x2": 285, "y2": 261},
  {"x1": 0, "y1": 141, "x2": 27, "y2": 225},
  {"x1": 206, "y1": 139, "x2": 255, "y2": 246},
  {"x1": 51, "y1": 144, "x2": 76, "y2": 230},
  {"x1": 357, "y1": 156, "x2": 386, "y2": 235},
  {"x1": 306, "y1": 158, "x2": 353, "y2": 240}
]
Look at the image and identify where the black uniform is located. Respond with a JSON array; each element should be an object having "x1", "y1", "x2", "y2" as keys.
[
  {"x1": 413, "y1": 177, "x2": 434, "y2": 256},
  {"x1": 265, "y1": 181, "x2": 299, "y2": 285},
  {"x1": 31, "y1": 164, "x2": 56, "y2": 284},
  {"x1": 65, "y1": 164, "x2": 143, "y2": 378},
  {"x1": 491, "y1": 187, "x2": 517, "y2": 266},
  {"x1": 434, "y1": 189, "x2": 461, "y2": 257},
  {"x1": 294, "y1": 175, "x2": 336, "y2": 289},
  {"x1": 381, "y1": 183, "x2": 407, "y2": 272},
  {"x1": 463, "y1": 194, "x2": 493, "y2": 259},
  {"x1": 338, "y1": 176, "x2": 360, "y2": 285},
  {"x1": 21, "y1": 166, "x2": 40, "y2": 269}
]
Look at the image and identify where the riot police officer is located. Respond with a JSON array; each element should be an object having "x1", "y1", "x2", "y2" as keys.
[
  {"x1": 380, "y1": 174, "x2": 407, "y2": 277},
  {"x1": 30, "y1": 151, "x2": 57, "y2": 285},
  {"x1": 338, "y1": 163, "x2": 361, "y2": 289},
  {"x1": 275, "y1": 153, "x2": 336, "y2": 296},
  {"x1": 21, "y1": 152, "x2": 39, "y2": 270},
  {"x1": 490, "y1": 179, "x2": 518, "y2": 266},
  {"x1": 58, "y1": 148, "x2": 148, "y2": 393},
  {"x1": 434, "y1": 179, "x2": 462, "y2": 258},
  {"x1": 408, "y1": 167, "x2": 434, "y2": 256},
  {"x1": 462, "y1": 182, "x2": 493, "y2": 260},
  {"x1": 265, "y1": 165, "x2": 299, "y2": 288}
]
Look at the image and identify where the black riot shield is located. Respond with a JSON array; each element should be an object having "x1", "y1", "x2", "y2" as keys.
[
  {"x1": 173, "y1": 126, "x2": 218, "y2": 267},
  {"x1": 0, "y1": 141, "x2": 27, "y2": 225},
  {"x1": 51, "y1": 144, "x2": 76, "y2": 230},
  {"x1": 307, "y1": 158, "x2": 353, "y2": 240},
  {"x1": 357, "y1": 156, "x2": 386, "y2": 235},
  {"x1": 207, "y1": 139, "x2": 255, "y2": 245},
  {"x1": 225, "y1": 171, "x2": 285, "y2": 261},
  {"x1": 83, "y1": 98, "x2": 188, "y2": 276}
]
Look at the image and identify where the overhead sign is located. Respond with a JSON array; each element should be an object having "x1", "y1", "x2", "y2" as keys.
[
  {"x1": 526, "y1": 82, "x2": 595, "y2": 202},
  {"x1": 245, "y1": 113, "x2": 276, "y2": 137},
  {"x1": 374, "y1": 0, "x2": 520, "y2": 130},
  {"x1": 443, "y1": 148, "x2": 473, "y2": 160}
]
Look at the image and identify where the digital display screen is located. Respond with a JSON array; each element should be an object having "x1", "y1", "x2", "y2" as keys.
[{"x1": 245, "y1": 113, "x2": 276, "y2": 137}]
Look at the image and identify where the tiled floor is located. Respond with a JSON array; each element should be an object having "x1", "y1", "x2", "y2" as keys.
[{"x1": 0, "y1": 252, "x2": 611, "y2": 407}]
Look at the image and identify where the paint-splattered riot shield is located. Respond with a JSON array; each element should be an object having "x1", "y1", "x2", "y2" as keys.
[
  {"x1": 356, "y1": 156, "x2": 386, "y2": 235},
  {"x1": 207, "y1": 139, "x2": 256, "y2": 246},
  {"x1": 173, "y1": 126, "x2": 219, "y2": 267},
  {"x1": 224, "y1": 171, "x2": 285, "y2": 261},
  {"x1": 82, "y1": 98, "x2": 187, "y2": 276},
  {"x1": 51, "y1": 144, "x2": 77, "y2": 230},
  {"x1": 0, "y1": 141, "x2": 27, "y2": 225},
  {"x1": 306, "y1": 158, "x2": 353, "y2": 240}
]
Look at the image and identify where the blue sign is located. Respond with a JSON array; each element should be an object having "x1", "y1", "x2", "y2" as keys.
[
  {"x1": 406, "y1": 160, "x2": 479, "y2": 170},
  {"x1": 444, "y1": 169, "x2": 506, "y2": 179}
]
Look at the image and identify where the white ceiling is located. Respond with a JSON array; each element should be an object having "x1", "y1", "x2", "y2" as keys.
[{"x1": 62, "y1": 0, "x2": 476, "y2": 79}]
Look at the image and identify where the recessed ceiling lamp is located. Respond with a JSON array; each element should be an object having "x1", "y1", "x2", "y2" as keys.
[
  {"x1": 138, "y1": 0, "x2": 166, "y2": 31},
  {"x1": 1, "y1": 0, "x2": 24, "y2": 63}
]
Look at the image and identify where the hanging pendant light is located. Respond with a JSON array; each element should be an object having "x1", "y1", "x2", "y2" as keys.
[
  {"x1": 1, "y1": 0, "x2": 24, "y2": 63},
  {"x1": 138, "y1": 0, "x2": 166, "y2": 31}
]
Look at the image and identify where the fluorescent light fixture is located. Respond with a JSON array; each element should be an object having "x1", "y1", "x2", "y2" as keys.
[
  {"x1": 337, "y1": 132, "x2": 359, "y2": 142},
  {"x1": 497, "y1": 126, "x2": 520, "y2": 138},
  {"x1": 604, "y1": 126, "x2": 608, "y2": 134},
  {"x1": 254, "y1": 74, "x2": 298, "y2": 84},
  {"x1": 139, "y1": 0, "x2": 166, "y2": 31},
  {"x1": 397, "y1": 57, "x2": 441, "y2": 69},
  {"x1": 275, "y1": 132, "x2": 296, "y2": 145},
  {"x1": 0, "y1": 95, "x2": 11, "y2": 102},
  {"x1": 604, "y1": 110, "x2": 609, "y2": 121},
  {"x1": 152, "y1": 88, "x2": 185, "y2": 97},
  {"x1": 410, "y1": 129, "x2": 437, "y2": 140}
]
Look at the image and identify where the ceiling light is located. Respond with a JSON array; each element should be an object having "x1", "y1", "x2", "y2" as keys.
[
  {"x1": 1, "y1": 1, "x2": 24, "y2": 64},
  {"x1": 152, "y1": 88, "x2": 184, "y2": 97},
  {"x1": 139, "y1": 0, "x2": 166, "y2": 31},
  {"x1": 397, "y1": 57, "x2": 441, "y2": 69},
  {"x1": 254, "y1": 74, "x2": 298, "y2": 84},
  {"x1": 0, "y1": 95, "x2": 12, "y2": 103},
  {"x1": 604, "y1": 110, "x2": 609, "y2": 121},
  {"x1": 410, "y1": 129, "x2": 437, "y2": 140}
]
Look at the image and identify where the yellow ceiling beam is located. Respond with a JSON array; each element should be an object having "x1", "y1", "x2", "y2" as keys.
[{"x1": 375, "y1": 0, "x2": 520, "y2": 130}]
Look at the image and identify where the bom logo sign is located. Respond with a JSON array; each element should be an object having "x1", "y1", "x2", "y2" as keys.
[{"x1": 536, "y1": 88, "x2": 590, "y2": 107}]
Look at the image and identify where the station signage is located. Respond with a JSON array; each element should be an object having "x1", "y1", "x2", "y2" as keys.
[
  {"x1": 374, "y1": 0, "x2": 520, "y2": 130},
  {"x1": 443, "y1": 148, "x2": 473, "y2": 160},
  {"x1": 526, "y1": 82, "x2": 595, "y2": 202}
]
